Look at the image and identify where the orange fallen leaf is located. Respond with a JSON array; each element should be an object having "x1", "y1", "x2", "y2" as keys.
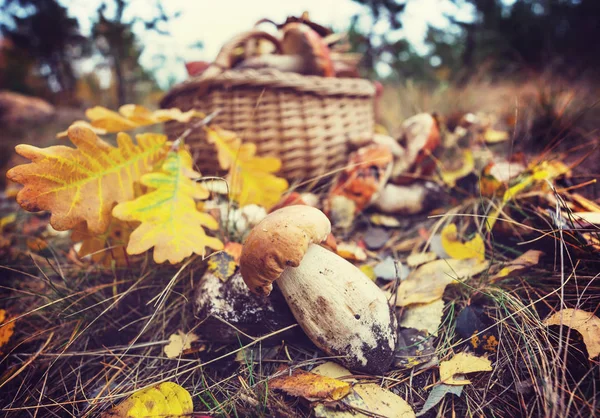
[
  {"x1": 0, "y1": 309, "x2": 15, "y2": 352},
  {"x1": 7, "y1": 126, "x2": 167, "y2": 234},
  {"x1": 269, "y1": 368, "x2": 351, "y2": 402},
  {"x1": 491, "y1": 250, "x2": 543, "y2": 280}
]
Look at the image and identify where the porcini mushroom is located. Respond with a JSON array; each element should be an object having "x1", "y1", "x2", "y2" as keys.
[
  {"x1": 280, "y1": 23, "x2": 334, "y2": 76},
  {"x1": 240, "y1": 205, "x2": 397, "y2": 373}
]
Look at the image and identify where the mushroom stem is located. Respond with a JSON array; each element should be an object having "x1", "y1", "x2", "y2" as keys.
[{"x1": 276, "y1": 244, "x2": 397, "y2": 373}]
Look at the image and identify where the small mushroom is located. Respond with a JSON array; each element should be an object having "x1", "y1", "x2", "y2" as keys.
[
  {"x1": 280, "y1": 23, "x2": 334, "y2": 76},
  {"x1": 240, "y1": 205, "x2": 397, "y2": 373}
]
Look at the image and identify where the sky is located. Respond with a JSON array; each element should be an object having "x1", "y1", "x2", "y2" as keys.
[{"x1": 62, "y1": 0, "x2": 474, "y2": 87}]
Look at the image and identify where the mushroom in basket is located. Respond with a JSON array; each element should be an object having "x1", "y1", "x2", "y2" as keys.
[{"x1": 239, "y1": 205, "x2": 397, "y2": 374}]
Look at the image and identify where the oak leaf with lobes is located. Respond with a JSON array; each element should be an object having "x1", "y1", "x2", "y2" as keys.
[
  {"x1": 206, "y1": 127, "x2": 288, "y2": 209},
  {"x1": 7, "y1": 126, "x2": 167, "y2": 234},
  {"x1": 112, "y1": 148, "x2": 223, "y2": 264}
]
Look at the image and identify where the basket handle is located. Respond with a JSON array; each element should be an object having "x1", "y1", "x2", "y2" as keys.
[{"x1": 197, "y1": 30, "x2": 282, "y2": 83}]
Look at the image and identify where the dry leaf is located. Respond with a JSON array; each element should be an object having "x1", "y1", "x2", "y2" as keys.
[
  {"x1": 269, "y1": 368, "x2": 351, "y2": 401},
  {"x1": 370, "y1": 214, "x2": 401, "y2": 227},
  {"x1": 572, "y1": 212, "x2": 600, "y2": 225},
  {"x1": 353, "y1": 384, "x2": 416, "y2": 418},
  {"x1": 544, "y1": 308, "x2": 600, "y2": 359},
  {"x1": 359, "y1": 265, "x2": 376, "y2": 281},
  {"x1": 86, "y1": 104, "x2": 203, "y2": 133},
  {"x1": 100, "y1": 382, "x2": 192, "y2": 417},
  {"x1": 206, "y1": 127, "x2": 288, "y2": 209},
  {"x1": 441, "y1": 223, "x2": 485, "y2": 261},
  {"x1": 439, "y1": 352, "x2": 492, "y2": 385},
  {"x1": 71, "y1": 220, "x2": 132, "y2": 266},
  {"x1": 492, "y1": 250, "x2": 543, "y2": 280},
  {"x1": 397, "y1": 258, "x2": 489, "y2": 306},
  {"x1": 0, "y1": 309, "x2": 15, "y2": 351},
  {"x1": 484, "y1": 128, "x2": 509, "y2": 143},
  {"x1": 112, "y1": 149, "x2": 223, "y2": 264},
  {"x1": 400, "y1": 299, "x2": 445, "y2": 336},
  {"x1": 336, "y1": 242, "x2": 367, "y2": 262},
  {"x1": 312, "y1": 362, "x2": 355, "y2": 382},
  {"x1": 207, "y1": 251, "x2": 238, "y2": 282},
  {"x1": 7, "y1": 126, "x2": 167, "y2": 234},
  {"x1": 164, "y1": 331, "x2": 199, "y2": 359},
  {"x1": 406, "y1": 252, "x2": 437, "y2": 267},
  {"x1": 417, "y1": 384, "x2": 463, "y2": 416},
  {"x1": 440, "y1": 149, "x2": 474, "y2": 187}
]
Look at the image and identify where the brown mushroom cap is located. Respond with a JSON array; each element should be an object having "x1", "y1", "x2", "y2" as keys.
[{"x1": 240, "y1": 205, "x2": 331, "y2": 296}]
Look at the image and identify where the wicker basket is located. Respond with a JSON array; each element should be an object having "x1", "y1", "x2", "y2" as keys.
[{"x1": 160, "y1": 64, "x2": 375, "y2": 181}]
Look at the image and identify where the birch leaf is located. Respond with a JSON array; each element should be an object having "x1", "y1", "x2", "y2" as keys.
[
  {"x1": 439, "y1": 352, "x2": 492, "y2": 385},
  {"x1": 206, "y1": 127, "x2": 288, "y2": 209},
  {"x1": 112, "y1": 149, "x2": 223, "y2": 264},
  {"x1": 100, "y1": 382, "x2": 192, "y2": 417},
  {"x1": 441, "y1": 223, "x2": 485, "y2": 261},
  {"x1": 7, "y1": 126, "x2": 167, "y2": 234},
  {"x1": 544, "y1": 308, "x2": 600, "y2": 359}
]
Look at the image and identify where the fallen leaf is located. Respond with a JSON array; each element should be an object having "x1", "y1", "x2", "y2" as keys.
[
  {"x1": 269, "y1": 368, "x2": 351, "y2": 402},
  {"x1": 353, "y1": 384, "x2": 415, "y2": 418},
  {"x1": 85, "y1": 105, "x2": 203, "y2": 133},
  {"x1": 313, "y1": 391, "x2": 367, "y2": 418},
  {"x1": 572, "y1": 212, "x2": 600, "y2": 225},
  {"x1": 363, "y1": 227, "x2": 390, "y2": 250},
  {"x1": 370, "y1": 214, "x2": 401, "y2": 227},
  {"x1": 113, "y1": 149, "x2": 223, "y2": 264},
  {"x1": 71, "y1": 220, "x2": 132, "y2": 267},
  {"x1": 0, "y1": 309, "x2": 15, "y2": 351},
  {"x1": 416, "y1": 384, "x2": 463, "y2": 416},
  {"x1": 164, "y1": 331, "x2": 199, "y2": 359},
  {"x1": 397, "y1": 258, "x2": 489, "y2": 306},
  {"x1": 7, "y1": 126, "x2": 167, "y2": 234},
  {"x1": 484, "y1": 128, "x2": 509, "y2": 143},
  {"x1": 400, "y1": 299, "x2": 445, "y2": 336},
  {"x1": 440, "y1": 149, "x2": 474, "y2": 187},
  {"x1": 56, "y1": 120, "x2": 107, "y2": 138},
  {"x1": 491, "y1": 250, "x2": 543, "y2": 280},
  {"x1": 26, "y1": 237, "x2": 48, "y2": 252},
  {"x1": 359, "y1": 265, "x2": 376, "y2": 281},
  {"x1": 406, "y1": 252, "x2": 437, "y2": 267},
  {"x1": 456, "y1": 305, "x2": 499, "y2": 354},
  {"x1": 312, "y1": 362, "x2": 354, "y2": 381},
  {"x1": 100, "y1": 382, "x2": 192, "y2": 417},
  {"x1": 374, "y1": 257, "x2": 408, "y2": 281},
  {"x1": 544, "y1": 308, "x2": 600, "y2": 359},
  {"x1": 336, "y1": 242, "x2": 367, "y2": 262},
  {"x1": 441, "y1": 223, "x2": 485, "y2": 261},
  {"x1": 223, "y1": 241, "x2": 243, "y2": 263},
  {"x1": 206, "y1": 127, "x2": 288, "y2": 209},
  {"x1": 439, "y1": 352, "x2": 492, "y2": 385},
  {"x1": 207, "y1": 251, "x2": 237, "y2": 282},
  {"x1": 0, "y1": 213, "x2": 16, "y2": 230}
]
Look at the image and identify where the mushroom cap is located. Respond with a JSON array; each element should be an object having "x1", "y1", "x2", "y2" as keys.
[
  {"x1": 281, "y1": 23, "x2": 334, "y2": 77},
  {"x1": 240, "y1": 205, "x2": 331, "y2": 296}
]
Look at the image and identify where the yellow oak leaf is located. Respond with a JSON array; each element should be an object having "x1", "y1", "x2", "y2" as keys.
[
  {"x1": 269, "y1": 368, "x2": 351, "y2": 402},
  {"x1": 7, "y1": 126, "x2": 167, "y2": 234},
  {"x1": 112, "y1": 149, "x2": 223, "y2": 264},
  {"x1": 206, "y1": 127, "x2": 288, "y2": 209},
  {"x1": 439, "y1": 352, "x2": 492, "y2": 385},
  {"x1": 441, "y1": 223, "x2": 485, "y2": 261},
  {"x1": 544, "y1": 308, "x2": 600, "y2": 359},
  {"x1": 100, "y1": 382, "x2": 192, "y2": 418},
  {"x1": 86, "y1": 105, "x2": 204, "y2": 133}
]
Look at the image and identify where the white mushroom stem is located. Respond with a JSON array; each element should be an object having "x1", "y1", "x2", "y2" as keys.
[{"x1": 276, "y1": 244, "x2": 397, "y2": 373}]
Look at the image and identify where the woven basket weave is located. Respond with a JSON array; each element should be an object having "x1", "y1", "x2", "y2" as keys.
[{"x1": 160, "y1": 67, "x2": 375, "y2": 181}]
